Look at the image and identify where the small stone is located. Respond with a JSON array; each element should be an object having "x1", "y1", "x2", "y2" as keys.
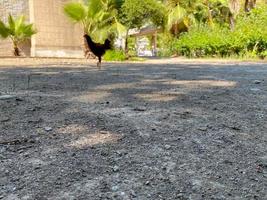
[
  {"x1": 164, "y1": 145, "x2": 171, "y2": 150},
  {"x1": 34, "y1": 166, "x2": 41, "y2": 170},
  {"x1": 71, "y1": 152, "x2": 76, "y2": 157},
  {"x1": 113, "y1": 165, "x2": 119, "y2": 172},
  {"x1": 120, "y1": 192, "x2": 126, "y2": 196},
  {"x1": 44, "y1": 127, "x2": 53, "y2": 132},
  {"x1": 134, "y1": 107, "x2": 146, "y2": 112},
  {"x1": 251, "y1": 88, "x2": 261, "y2": 92},
  {"x1": 176, "y1": 193, "x2": 184, "y2": 198},
  {"x1": 130, "y1": 190, "x2": 137, "y2": 197},
  {"x1": 111, "y1": 185, "x2": 119, "y2": 191},
  {"x1": 258, "y1": 155, "x2": 267, "y2": 167},
  {"x1": 18, "y1": 149, "x2": 24, "y2": 154},
  {"x1": 100, "y1": 131, "x2": 108, "y2": 134},
  {"x1": 1, "y1": 117, "x2": 10, "y2": 122},
  {"x1": 0, "y1": 95, "x2": 16, "y2": 100},
  {"x1": 198, "y1": 126, "x2": 207, "y2": 131},
  {"x1": 254, "y1": 80, "x2": 261, "y2": 84},
  {"x1": 145, "y1": 181, "x2": 150, "y2": 185},
  {"x1": 116, "y1": 151, "x2": 124, "y2": 156}
]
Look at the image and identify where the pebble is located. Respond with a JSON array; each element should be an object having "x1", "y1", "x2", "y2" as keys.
[
  {"x1": 198, "y1": 126, "x2": 208, "y2": 131},
  {"x1": 254, "y1": 80, "x2": 261, "y2": 84},
  {"x1": 258, "y1": 155, "x2": 267, "y2": 167},
  {"x1": 145, "y1": 181, "x2": 150, "y2": 185},
  {"x1": 100, "y1": 131, "x2": 108, "y2": 134},
  {"x1": 0, "y1": 95, "x2": 16, "y2": 100},
  {"x1": 164, "y1": 145, "x2": 171, "y2": 150},
  {"x1": 111, "y1": 185, "x2": 119, "y2": 191},
  {"x1": 176, "y1": 193, "x2": 184, "y2": 198},
  {"x1": 44, "y1": 127, "x2": 53, "y2": 132},
  {"x1": 113, "y1": 165, "x2": 119, "y2": 172},
  {"x1": 134, "y1": 107, "x2": 146, "y2": 112},
  {"x1": 251, "y1": 88, "x2": 261, "y2": 92},
  {"x1": 1, "y1": 117, "x2": 10, "y2": 122},
  {"x1": 130, "y1": 190, "x2": 137, "y2": 197}
]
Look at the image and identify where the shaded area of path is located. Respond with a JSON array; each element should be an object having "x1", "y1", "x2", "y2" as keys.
[{"x1": 0, "y1": 62, "x2": 267, "y2": 199}]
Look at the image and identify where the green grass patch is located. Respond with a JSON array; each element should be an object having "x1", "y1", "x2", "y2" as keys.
[
  {"x1": 103, "y1": 50, "x2": 127, "y2": 61},
  {"x1": 166, "y1": 6, "x2": 267, "y2": 59}
]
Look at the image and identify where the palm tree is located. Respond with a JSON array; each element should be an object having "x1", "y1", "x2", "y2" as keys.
[
  {"x1": 228, "y1": 0, "x2": 241, "y2": 30},
  {"x1": 64, "y1": 0, "x2": 125, "y2": 58},
  {"x1": 164, "y1": 0, "x2": 217, "y2": 36},
  {"x1": 0, "y1": 14, "x2": 36, "y2": 56},
  {"x1": 166, "y1": 3, "x2": 188, "y2": 36},
  {"x1": 63, "y1": 0, "x2": 125, "y2": 43}
]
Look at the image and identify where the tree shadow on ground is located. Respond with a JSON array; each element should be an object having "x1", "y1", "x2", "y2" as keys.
[{"x1": 0, "y1": 62, "x2": 267, "y2": 199}]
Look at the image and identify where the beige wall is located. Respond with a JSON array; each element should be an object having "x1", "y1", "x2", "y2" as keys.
[
  {"x1": 0, "y1": 0, "x2": 30, "y2": 57},
  {"x1": 0, "y1": 0, "x2": 84, "y2": 58},
  {"x1": 30, "y1": 0, "x2": 84, "y2": 57}
]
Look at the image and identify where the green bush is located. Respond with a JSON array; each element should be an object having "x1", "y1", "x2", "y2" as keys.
[
  {"x1": 157, "y1": 33, "x2": 176, "y2": 57},
  {"x1": 170, "y1": 6, "x2": 267, "y2": 58},
  {"x1": 103, "y1": 50, "x2": 127, "y2": 61}
]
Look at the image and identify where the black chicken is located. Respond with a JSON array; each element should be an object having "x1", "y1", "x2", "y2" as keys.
[{"x1": 84, "y1": 34, "x2": 112, "y2": 68}]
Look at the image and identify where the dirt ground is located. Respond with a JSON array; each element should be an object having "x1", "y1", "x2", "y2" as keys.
[{"x1": 0, "y1": 58, "x2": 266, "y2": 200}]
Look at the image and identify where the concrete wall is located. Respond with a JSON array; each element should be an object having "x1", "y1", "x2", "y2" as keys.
[
  {"x1": 0, "y1": 0, "x2": 84, "y2": 58},
  {"x1": 0, "y1": 0, "x2": 30, "y2": 57},
  {"x1": 30, "y1": 0, "x2": 84, "y2": 58}
]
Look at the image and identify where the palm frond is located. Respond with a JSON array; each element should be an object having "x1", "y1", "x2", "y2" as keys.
[
  {"x1": 167, "y1": 5, "x2": 187, "y2": 30},
  {"x1": 0, "y1": 20, "x2": 9, "y2": 38},
  {"x1": 8, "y1": 14, "x2": 15, "y2": 35},
  {"x1": 63, "y1": 2, "x2": 87, "y2": 23}
]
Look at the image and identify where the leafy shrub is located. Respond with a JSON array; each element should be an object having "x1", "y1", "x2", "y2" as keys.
[
  {"x1": 103, "y1": 50, "x2": 127, "y2": 61},
  {"x1": 170, "y1": 6, "x2": 267, "y2": 59},
  {"x1": 172, "y1": 26, "x2": 233, "y2": 57}
]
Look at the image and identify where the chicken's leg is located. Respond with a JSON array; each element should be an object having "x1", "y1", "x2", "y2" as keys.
[{"x1": 97, "y1": 56, "x2": 102, "y2": 69}]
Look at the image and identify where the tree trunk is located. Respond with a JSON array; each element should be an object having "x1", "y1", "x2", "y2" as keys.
[
  {"x1": 13, "y1": 41, "x2": 20, "y2": 56},
  {"x1": 245, "y1": 0, "x2": 257, "y2": 12},
  {"x1": 204, "y1": 0, "x2": 214, "y2": 28},
  {"x1": 245, "y1": 0, "x2": 249, "y2": 12},
  {"x1": 124, "y1": 29, "x2": 129, "y2": 57},
  {"x1": 229, "y1": 14, "x2": 235, "y2": 31},
  {"x1": 174, "y1": 23, "x2": 178, "y2": 36},
  {"x1": 228, "y1": 0, "x2": 241, "y2": 30}
]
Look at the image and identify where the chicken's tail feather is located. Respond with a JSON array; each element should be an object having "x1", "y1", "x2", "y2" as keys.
[{"x1": 104, "y1": 39, "x2": 112, "y2": 50}]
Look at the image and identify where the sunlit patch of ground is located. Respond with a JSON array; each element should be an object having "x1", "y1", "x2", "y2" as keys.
[
  {"x1": 135, "y1": 91, "x2": 184, "y2": 102},
  {"x1": 95, "y1": 83, "x2": 137, "y2": 90},
  {"x1": 69, "y1": 131, "x2": 123, "y2": 148},
  {"x1": 72, "y1": 91, "x2": 111, "y2": 103},
  {"x1": 139, "y1": 79, "x2": 171, "y2": 84},
  {"x1": 28, "y1": 71, "x2": 61, "y2": 75},
  {"x1": 163, "y1": 80, "x2": 236, "y2": 88},
  {"x1": 57, "y1": 124, "x2": 89, "y2": 135},
  {"x1": 1, "y1": 60, "x2": 266, "y2": 199}
]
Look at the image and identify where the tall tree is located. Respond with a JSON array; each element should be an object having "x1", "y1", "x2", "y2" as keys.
[
  {"x1": 64, "y1": 0, "x2": 125, "y2": 42},
  {"x1": 119, "y1": 0, "x2": 165, "y2": 54},
  {"x1": 228, "y1": 0, "x2": 241, "y2": 30},
  {"x1": 64, "y1": 0, "x2": 125, "y2": 57}
]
